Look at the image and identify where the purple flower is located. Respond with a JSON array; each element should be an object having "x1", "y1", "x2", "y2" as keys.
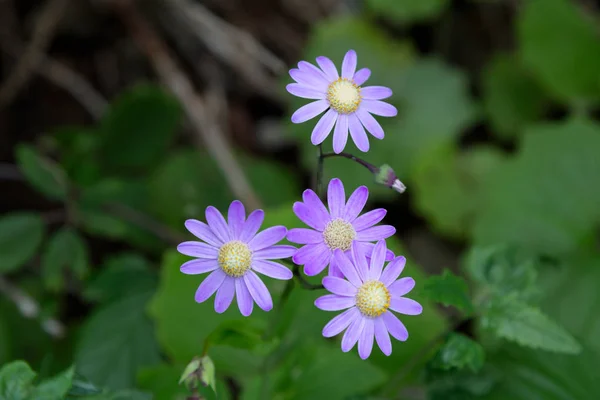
[
  {"x1": 316, "y1": 241, "x2": 422, "y2": 359},
  {"x1": 287, "y1": 178, "x2": 396, "y2": 277},
  {"x1": 287, "y1": 49, "x2": 397, "y2": 154},
  {"x1": 178, "y1": 201, "x2": 296, "y2": 316}
]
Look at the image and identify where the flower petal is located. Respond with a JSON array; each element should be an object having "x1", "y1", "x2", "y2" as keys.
[
  {"x1": 239, "y1": 209, "x2": 264, "y2": 242},
  {"x1": 356, "y1": 107, "x2": 384, "y2": 139},
  {"x1": 322, "y1": 307, "x2": 360, "y2": 338},
  {"x1": 293, "y1": 243, "x2": 327, "y2": 265},
  {"x1": 383, "y1": 312, "x2": 409, "y2": 341},
  {"x1": 361, "y1": 86, "x2": 393, "y2": 100},
  {"x1": 298, "y1": 61, "x2": 328, "y2": 82},
  {"x1": 350, "y1": 242, "x2": 369, "y2": 282},
  {"x1": 388, "y1": 277, "x2": 415, "y2": 298},
  {"x1": 214, "y1": 277, "x2": 235, "y2": 313},
  {"x1": 380, "y1": 256, "x2": 407, "y2": 287},
  {"x1": 315, "y1": 294, "x2": 356, "y2": 311},
  {"x1": 348, "y1": 113, "x2": 369, "y2": 152},
  {"x1": 332, "y1": 114, "x2": 349, "y2": 154},
  {"x1": 328, "y1": 255, "x2": 344, "y2": 278},
  {"x1": 374, "y1": 317, "x2": 392, "y2": 356},
  {"x1": 352, "y1": 208, "x2": 387, "y2": 231},
  {"x1": 227, "y1": 201, "x2": 245, "y2": 239},
  {"x1": 291, "y1": 100, "x2": 329, "y2": 123},
  {"x1": 353, "y1": 68, "x2": 371, "y2": 86},
  {"x1": 341, "y1": 49, "x2": 357, "y2": 79},
  {"x1": 368, "y1": 240, "x2": 387, "y2": 280},
  {"x1": 184, "y1": 219, "x2": 222, "y2": 247},
  {"x1": 293, "y1": 202, "x2": 327, "y2": 231},
  {"x1": 254, "y1": 245, "x2": 297, "y2": 260},
  {"x1": 180, "y1": 259, "x2": 219, "y2": 275},
  {"x1": 344, "y1": 185, "x2": 368, "y2": 222},
  {"x1": 289, "y1": 68, "x2": 329, "y2": 90},
  {"x1": 390, "y1": 297, "x2": 423, "y2": 315},
  {"x1": 327, "y1": 178, "x2": 346, "y2": 219},
  {"x1": 358, "y1": 318, "x2": 375, "y2": 359},
  {"x1": 236, "y1": 278, "x2": 253, "y2": 316},
  {"x1": 304, "y1": 248, "x2": 332, "y2": 276},
  {"x1": 355, "y1": 225, "x2": 396, "y2": 241},
  {"x1": 286, "y1": 83, "x2": 326, "y2": 99},
  {"x1": 248, "y1": 226, "x2": 287, "y2": 251},
  {"x1": 302, "y1": 189, "x2": 331, "y2": 222},
  {"x1": 177, "y1": 242, "x2": 219, "y2": 259},
  {"x1": 342, "y1": 315, "x2": 365, "y2": 352},
  {"x1": 252, "y1": 260, "x2": 292, "y2": 280},
  {"x1": 316, "y1": 56, "x2": 339, "y2": 81},
  {"x1": 205, "y1": 206, "x2": 231, "y2": 243},
  {"x1": 311, "y1": 109, "x2": 338, "y2": 145},
  {"x1": 287, "y1": 228, "x2": 323, "y2": 244},
  {"x1": 334, "y1": 249, "x2": 362, "y2": 287},
  {"x1": 194, "y1": 269, "x2": 226, "y2": 303},
  {"x1": 361, "y1": 100, "x2": 398, "y2": 117},
  {"x1": 323, "y1": 276, "x2": 358, "y2": 297},
  {"x1": 243, "y1": 271, "x2": 273, "y2": 311}
]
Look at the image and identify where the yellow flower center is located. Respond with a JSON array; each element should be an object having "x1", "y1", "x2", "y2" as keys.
[
  {"x1": 218, "y1": 240, "x2": 252, "y2": 277},
  {"x1": 356, "y1": 281, "x2": 390, "y2": 317},
  {"x1": 327, "y1": 78, "x2": 361, "y2": 114},
  {"x1": 322, "y1": 218, "x2": 356, "y2": 251}
]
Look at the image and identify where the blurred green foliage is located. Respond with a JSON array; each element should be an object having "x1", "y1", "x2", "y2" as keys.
[{"x1": 2, "y1": 0, "x2": 600, "y2": 398}]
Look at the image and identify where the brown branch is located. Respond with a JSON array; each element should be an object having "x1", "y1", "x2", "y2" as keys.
[
  {"x1": 0, "y1": 0, "x2": 70, "y2": 106},
  {"x1": 112, "y1": 0, "x2": 262, "y2": 210}
]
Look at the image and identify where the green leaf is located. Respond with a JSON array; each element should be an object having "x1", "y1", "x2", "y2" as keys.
[
  {"x1": 482, "y1": 54, "x2": 548, "y2": 139},
  {"x1": 481, "y1": 294, "x2": 581, "y2": 354},
  {"x1": 204, "y1": 320, "x2": 265, "y2": 352},
  {"x1": 0, "y1": 212, "x2": 45, "y2": 273},
  {"x1": 473, "y1": 119, "x2": 600, "y2": 255},
  {"x1": 41, "y1": 227, "x2": 89, "y2": 292},
  {"x1": 464, "y1": 245, "x2": 539, "y2": 301},
  {"x1": 15, "y1": 144, "x2": 68, "y2": 200},
  {"x1": 366, "y1": 0, "x2": 449, "y2": 24},
  {"x1": 0, "y1": 360, "x2": 36, "y2": 400},
  {"x1": 99, "y1": 84, "x2": 181, "y2": 172},
  {"x1": 75, "y1": 291, "x2": 161, "y2": 389},
  {"x1": 518, "y1": 0, "x2": 600, "y2": 102},
  {"x1": 425, "y1": 366, "x2": 497, "y2": 400},
  {"x1": 413, "y1": 144, "x2": 506, "y2": 238},
  {"x1": 422, "y1": 270, "x2": 474, "y2": 315},
  {"x1": 84, "y1": 253, "x2": 157, "y2": 303},
  {"x1": 432, "y1": 333, "x2": 485, "y2": 372},
  {"x1": 33, "y1": 366, "x2": 74, "y2": 400},
  {"x1": 148, "y1": 150, "x2": 299, "y2": 229}
]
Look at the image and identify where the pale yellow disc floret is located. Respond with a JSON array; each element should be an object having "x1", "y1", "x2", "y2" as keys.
[
  {"x1": 323, "y1": 218, "x2": 356, "y2": 251},
  {"x1": 218, "y1": 240, "x2": 252, "y2": 277},
  {"x1": 356, "y1": 280, "x2": 391, "y2": 317},
  {"x1": 327, "y1": 78, "x2": 361, "y2": 114}
]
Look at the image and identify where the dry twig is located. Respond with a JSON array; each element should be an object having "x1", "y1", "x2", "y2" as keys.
[{"x1": 112, "y1": 0, "x2": 262, "y2": 210}]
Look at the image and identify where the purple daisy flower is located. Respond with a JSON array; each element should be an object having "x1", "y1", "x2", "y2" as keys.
[
  {"x1": 287, "y1": 178, "x2": 396, "y2": 277},
  {"x1": 316, "y1": 241, "x2": 422, "y2": 359},
  {"x1": 287, "y1": 49, "x2": 397, "y2": 154},
  {"x1": 178, "y1": 200, "x2": 296, "y2": 316}
]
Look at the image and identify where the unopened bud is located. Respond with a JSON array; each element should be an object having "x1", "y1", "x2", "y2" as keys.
[{"x1": 375, "y1": 164, "x2": 406, "y2": 193}]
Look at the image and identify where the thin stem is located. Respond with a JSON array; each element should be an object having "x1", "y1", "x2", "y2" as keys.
[
  {"x1": 293, "y1": 265, "x2": 324, "y2": 290},
  {"x1": 321, "y1": 151, "x2": 378, "y2": 174},
  {"x1": 315, "y1": 144, "x2": 324, "y2": 197}
]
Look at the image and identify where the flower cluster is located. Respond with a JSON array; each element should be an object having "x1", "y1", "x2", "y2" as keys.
[{"x1": 177, "y1": 50, "x2": 420, "y2": 359}]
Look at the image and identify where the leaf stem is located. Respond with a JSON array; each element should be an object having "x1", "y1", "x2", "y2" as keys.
[{"x1": 321, "y1": 151, "x2": 379, "y2": 174}]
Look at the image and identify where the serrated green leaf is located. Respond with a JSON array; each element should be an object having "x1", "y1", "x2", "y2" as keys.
[
  {"x1": 99, "y1": 84, "x2": 181, "y2": 172},
  {"x1": 413, "y1": 144, "x2": 506, "y2": 238},
  {"x1": 482, "y1": 54, "x2": 548, "y2": 138},
  {"x1": 0, "y1": 212, "x2": 45, "y2": 273},
  {"x1": 41, "y1": 227, "x2": 89, "y2": 292},
  {"x1": 84, "y1": 253, "x2": 157, "y2": 304},
  {"x1": 481, "y1": 295, "x2": 581, "y2": 354},
  {"x1": 16, "y1": 144, "x2": 68, "y2": 200},
  {"x1": 423, "y1": 270, "x2": 474, "y2": 315},
  {"x1": 33, "y1": 366, "x2": 74, "y2": 400},
  {"x1": 433, "y1": 333, "x2": 485, "y2": 372},
  {"x1": 0, "y1": 360, "x2": 36, "y2": 400},
  {"x1": 474, "y1": 119, "x2": 600, "y2": 255},
  {"x1": 518, "y1": 0, "x2": 600, "y2": 102},
  {"x1": 464, "y1": 245, "x2": 539, "y2": 301},
  {"x1": 366, "y1": 0, "x2": 449, "y2": 24},
  {"x1": 75, "y1": 291, "x2": 161, "y2": 389}
]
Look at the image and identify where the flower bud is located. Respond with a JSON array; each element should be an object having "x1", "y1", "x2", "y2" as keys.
[{"x1": 375, "y1": 164, "x2": 406, "y2": 193}]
